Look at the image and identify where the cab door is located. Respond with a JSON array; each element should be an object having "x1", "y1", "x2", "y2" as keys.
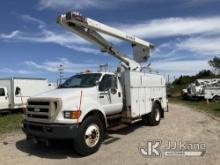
[
  {"x1": 0, "y1": 88, "x2": 9, "y2": 110},
  {"x1": 98, "y1": 75, "x2": 123, "y2": 115}
]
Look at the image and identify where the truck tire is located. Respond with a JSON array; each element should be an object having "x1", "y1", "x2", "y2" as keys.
[
  {"x1": 74, "y1": 116, "x2": 104, "y2": 156},
  {"x1": 142, "y1": 103, "x2": 161, "y2": 126},
  {"x1": 213, "y1": 96, "x2": 220, "y2": 102}
]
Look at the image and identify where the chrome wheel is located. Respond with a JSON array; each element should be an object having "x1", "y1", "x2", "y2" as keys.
[{"x1": 84, "y1": 124, "x2": 100, "y2": 148}]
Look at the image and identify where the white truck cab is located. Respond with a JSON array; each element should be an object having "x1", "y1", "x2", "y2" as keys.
[
  {"x1": 23, "y1": 12, "x2": 168, "y2": 156},
  {"x1": 26, "y1": 72, "x2": 123, "y2": 124}
]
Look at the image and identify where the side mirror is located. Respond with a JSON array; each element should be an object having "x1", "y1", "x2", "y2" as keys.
[
  {"x1": 95, "y1": 80, "x2": 100, "y2": 86},
  {"x1": 110, "y1": 88, "x2": 117, "y2": 95},
  {"x1": 15, "y1": 87, "x2": 21, "y2": 96}
]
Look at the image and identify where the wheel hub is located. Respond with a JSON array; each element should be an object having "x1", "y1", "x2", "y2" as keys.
[{"x1": 84, "y1": 124, "x2": 100, "y2": 148}]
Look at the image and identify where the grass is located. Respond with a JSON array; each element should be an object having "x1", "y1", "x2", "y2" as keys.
[
  {"x1": 169, "y1": 97, "x2": 220, "y2": 118},
  {"x1": 0, "y1": 113, "x2": 23, "y2": 135}
]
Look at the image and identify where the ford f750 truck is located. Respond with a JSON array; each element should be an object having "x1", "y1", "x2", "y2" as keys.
[{"x1": 23, "y1": 12, "x2": 168, "y2": 156}]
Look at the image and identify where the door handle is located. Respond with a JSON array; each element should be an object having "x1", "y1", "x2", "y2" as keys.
[
  {"x1": 118, "y1": 92, "x2": 121, "y2": 97},
  {"x1": 99, "y1": 95, "x2": 104, "y2": 98}
]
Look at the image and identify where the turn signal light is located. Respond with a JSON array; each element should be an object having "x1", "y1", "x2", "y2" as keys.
[{"x1": 63, "y1": 111, "x2": 81, "y2": 119}]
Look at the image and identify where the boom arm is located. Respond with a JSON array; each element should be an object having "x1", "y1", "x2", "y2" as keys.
[{"x1": 57, "y1": 12, "x2": 154, "y2": 70}]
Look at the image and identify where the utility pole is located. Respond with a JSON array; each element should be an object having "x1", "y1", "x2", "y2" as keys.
[
  {"x1": 58, "y1": 64, "x2": 64, "y2": 85},
  {"x1": 99, "y1": 64, "x2": 108, "y2": 72}
]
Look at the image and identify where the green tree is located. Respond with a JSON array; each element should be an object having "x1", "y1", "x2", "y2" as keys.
[
  {"x1": 172, "y1": 70, "x2": 216, "y2": 86},
  {"x1": 209, "y1": 56, "x2": 220, "y2": 74},
  {"x1": 196, "y1": 70, "x2": 215, "y2": 78}
]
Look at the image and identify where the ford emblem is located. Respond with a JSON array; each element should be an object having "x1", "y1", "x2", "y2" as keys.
[{"x1": 34, "y1": 108, "x2": 40, "y2": 112}]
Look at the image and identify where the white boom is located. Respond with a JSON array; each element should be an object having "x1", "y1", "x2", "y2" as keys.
[{"x1": 57, "y1": 12, "x2": 154, "y2": 70}]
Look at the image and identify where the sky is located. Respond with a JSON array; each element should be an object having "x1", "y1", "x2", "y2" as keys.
[{"x1": 0, "y1": 0, "x2": 220, "y2": 82}]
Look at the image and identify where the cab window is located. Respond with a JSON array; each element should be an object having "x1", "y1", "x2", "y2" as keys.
[
  {"x1": 0, "y1": 88, "x2": 5, "y2": 96},
  {"x1": 99, "y1": 75, "x2": 117, "y2": 91}
]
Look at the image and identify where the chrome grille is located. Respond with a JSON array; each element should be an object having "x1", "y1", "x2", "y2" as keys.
[
  {"x1": 27, "y1": 114, "x2": 49, "y2": 119},
  {"x1": 26, "y1": 98, "x2": 61, "y2": 123},
  {"x1": 28, "y1": 101, "x2": 50, "y2": 106},
  {"x1": 27, "y1": 107, "x2": 49, "y2": 113}
]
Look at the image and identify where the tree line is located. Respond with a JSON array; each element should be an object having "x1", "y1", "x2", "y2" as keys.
[{"x1": 172, "y1": 56, "x2": 220, "y2": 86}]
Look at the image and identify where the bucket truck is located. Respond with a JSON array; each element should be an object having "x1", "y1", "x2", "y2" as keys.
[
  {"x1": 182, "y1": 79, "x2": 220, "y2": 100},
  {"x1": 22, "y1": 12, "x2": 168, "y2": 156}
]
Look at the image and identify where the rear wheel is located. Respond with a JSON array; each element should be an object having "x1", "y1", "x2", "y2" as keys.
[
  {"x1": 213, "y1": 96, "x2": 220, "y2": 102},
  {"x1": 142, "y1": 103, "x2": 161, "y2": 126},
  {"x1": 74, "y1": 116, "x2": 104, "y2": 156}
]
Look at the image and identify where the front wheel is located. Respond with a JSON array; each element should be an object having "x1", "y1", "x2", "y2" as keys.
[
  {"x1": 74, "y1": 116, "x2": 104, "y2": 156},
  {"x1": 142, "y1": 103, "x2": 161, "y2": 126}
]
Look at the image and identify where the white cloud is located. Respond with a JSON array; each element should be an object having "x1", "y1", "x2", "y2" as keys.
[
  {"x1": 152, "y1": 36, "x2": 220, "y2": 58},
  {"x1": 103, "y1": 16, "x2": 220, "y2": 57},
  {"x1": 151, "y1": 60, "x2": 211, "y2": 77},
  {"x1": 117, "y1": 16, "x2": 220, "y2": 39},
  {"x1": 0, "y1": 14, "x2": 101, "y2": 54},
  {"x1": 37, "y1": 0, "x2": 218, "y2": 10},
  {"x1": 39, "y1": 0, "x2": 96, "y2": 9},
  {"x1": 38, "y1": 0, "x2": 144, "y2": 10},
  {"x1": 0, "y1": 29, "x2": 99, "y2": 54},
  {"x1": 0, "y1": 68, "x2": 32, "y2": 74},
  {"x1": 177, "y1": 36, "x2": 220, "y2": 55},
  {"x1": 20, "y1": 14, "x2": 45, "y2": 29},
  {"x1": 0, "y1": 30, "x2": 21, "y2": 39},
  {"x1": 25, "y1": 58, "x2": 99, "y2": 73}
]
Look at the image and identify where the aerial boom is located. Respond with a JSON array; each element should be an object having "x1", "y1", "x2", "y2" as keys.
[{"x1": 57, "y1": 12, "x2": 154, "y2": 70}]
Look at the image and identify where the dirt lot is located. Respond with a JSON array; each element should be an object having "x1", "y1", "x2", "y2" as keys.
[{"x1": 0, "y1": 103, "x2": 219, "y2": 165}]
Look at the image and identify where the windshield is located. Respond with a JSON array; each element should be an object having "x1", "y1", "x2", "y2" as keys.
[{"x1": 59, "y1": 73, "x2": 102, "y2": 88}]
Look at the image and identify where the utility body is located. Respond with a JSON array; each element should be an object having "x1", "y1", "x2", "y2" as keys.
[
  {"x1": 23, "y1": 12, "x2": 168, "y2": 155},
  {"x1": 0, "y1": 77, "x2": 56, "y2": 112},
  {"x1": 204, "y1": 80, "x2": 220, "y2": 101}
]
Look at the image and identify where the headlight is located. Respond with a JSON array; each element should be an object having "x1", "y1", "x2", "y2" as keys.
[{"x1": 63, "y1": 111, "x2": 81, "y2": 119}]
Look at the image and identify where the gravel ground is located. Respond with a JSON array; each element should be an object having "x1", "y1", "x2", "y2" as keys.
[{"x1": 0, "y1": 103, "x2": 219, "y2": 165}]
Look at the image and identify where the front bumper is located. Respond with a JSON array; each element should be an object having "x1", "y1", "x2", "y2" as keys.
[{"x1": 22, "y1": 120, "x2": 79, "y2": 140}]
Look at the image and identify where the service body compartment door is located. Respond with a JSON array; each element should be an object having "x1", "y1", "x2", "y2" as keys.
[
  {"x1": 130, "y1": 88, "x2": 139, "y2": 118},
  {"x1": 139, "y1": 88, "x2": 146, "y2": 115},
  {"x1": 131, "y1": 87, "x2": 151, "y2": 117},
  {"x1": 144, "y1": 88, "x2": 152, "y2": 114}
]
